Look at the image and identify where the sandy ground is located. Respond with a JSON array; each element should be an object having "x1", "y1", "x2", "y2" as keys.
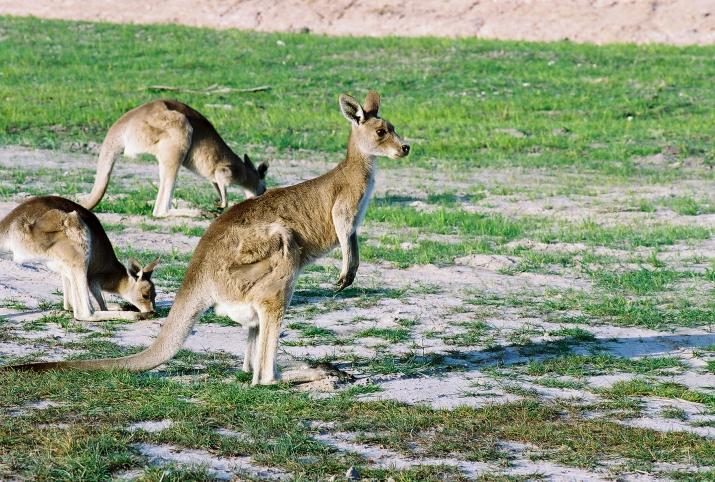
[
  {"x1": 1, "y1": 3, "x2": 713, "y2": 476},
  {"x1": 1, "y1": 146, "x2": 714, "y2": 479},
  {"x1": 0, "y1": 0, "x2": 713, "y2": 45}
]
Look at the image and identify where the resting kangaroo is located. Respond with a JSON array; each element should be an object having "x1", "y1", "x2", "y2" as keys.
[
  {"x1": 6, "y1": 92, "x2": 409, "y2": 385},
  {"x1": 0, "y1": 196, "x2": 159, "y2": 321},
  {"x1": 82, "y1": 99, "x2": 269, "y2": 217}
]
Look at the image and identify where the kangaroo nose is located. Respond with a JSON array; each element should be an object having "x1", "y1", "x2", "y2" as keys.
[{"x1": 401, "y1": 144, "x2": 410, "y2": 154}]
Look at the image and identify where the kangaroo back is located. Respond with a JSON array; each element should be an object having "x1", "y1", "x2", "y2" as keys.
[{"x1": 81, "y1": 122, "x2": 126, "y2": 210}]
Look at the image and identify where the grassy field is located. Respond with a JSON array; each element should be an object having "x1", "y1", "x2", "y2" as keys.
[
  {"x1": 2, "y1": 16, "x2": 715, "y2": 173},
  {"x1": 1, "y1": 15, "x2": 715, "y2": 481}
]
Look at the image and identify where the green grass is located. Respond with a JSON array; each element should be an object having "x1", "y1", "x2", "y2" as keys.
[
  {"x1": 93, "y1": 188, "x2": 155, "y2": 216},
  {"x1": 1, "y1": 15, "x2": 714, "y2": 272},
  {"x1": 564, "y1": 292, "x2": 715, "y2": 329},
  {"x1": 348, "y1": 351, "x2": 446, "y2": 376},
  {"x1": 287, "y1": 321, "x2": 338, "y2": 342},
  {"x1": 361, "y1": 211, "x2": 711, "y2": 267},
  {"x1": 517, "y1": 288, "x2": 715, "y2": 329},
  {"x1": 589, "y1": 267, "x2": 687, "y2": 294},
  {"x1": 5, "y1": 370, "x2": 715, "y2": 479},
  {"x1": 661, "y1": 406, "x2": 688, "y2": 421},
  {"x1": 360, "y1": 235, "x2": 495, "y2": 267},
  {"x1": 0, "y1": 299, "x2": 28, "y2": 310},
  {"x1": 368, "y1": 202, "x2": 531, "y2": 239},
  {"x1": 548, "y1": 327, "x2": 596, "y2": 341},
  {"x1": 443, "y1": 321, "x2": 491, "y2": 346},
  {"x1": 603, "y1": 380, "x2": 715, "y2": 409},
  {"x1": 22, "y1": 311, "x2": 79, "y2": 332},
  {"x1": 1, "y1": 16, "x2": 715, "y2": 175},
  {"x1": 524, "y1": 354, "x2": 686, "y2": 377},
  {"x1": 355, "y1": 327, "x2": 411, "y2": 343},
  {"x1": 662, "y1": 196, "x2": 715, "y2": 216},
  {"x1": 543, "y1": 220, "x2": 712, "y2": 249}
]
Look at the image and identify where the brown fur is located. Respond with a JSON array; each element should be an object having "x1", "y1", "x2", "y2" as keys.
[
  {"x1": 82, "y1": 99, "x2": 269, "y2": 217},
  {"x1": 0, "y1": 196, "x2": 159, "y2": 321},
  {"x1": 4, "y1": 92, "x2": 409, "y2": 385}
]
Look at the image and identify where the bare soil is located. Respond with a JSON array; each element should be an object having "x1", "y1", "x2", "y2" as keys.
[
  {"x1": 2, "y1": 146, "x2": 715, "y2": 479},
  {"x1": 0, "y1": 0, "x2": 713, "y2": 45}
]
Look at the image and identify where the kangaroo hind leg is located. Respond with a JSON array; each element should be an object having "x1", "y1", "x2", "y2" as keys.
[
  {"x1": 151, "y1": 114, "x2": 193, "y2": 217},
  {"x1": 252, "y1": 305, "x2": 284, "y2": 386},
  {"x1": 29, "y1": 209, "x2": 93, "y2": 320},
  {"x1": 153, "y1": 150, "x2": 184, "y2": 217},
  {"x1": 66, "y1": 261, "x2": 94, "y2": 321},
  {"x1": 62, "y1": 276, "x2": 73, "y2": 311},
  {"x1": 213, "y1": 302, "x2": 259, "y2": 373},
  {"x1": 243, "y1": 324, "x2": 258, "y2": 373}
]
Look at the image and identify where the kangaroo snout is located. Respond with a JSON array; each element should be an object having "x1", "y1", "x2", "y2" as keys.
[{"x1": 393, "y1": 143, "x2": 410, "y2": 158}]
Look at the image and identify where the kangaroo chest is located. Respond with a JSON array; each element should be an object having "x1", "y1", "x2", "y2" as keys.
[{"x1": 354, "y1": 169, "x2": 376, "y2": 228}]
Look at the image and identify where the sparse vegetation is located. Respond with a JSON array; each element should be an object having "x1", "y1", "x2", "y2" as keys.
[{"x1": 1, "y1": 14, "x2": 714, "y2": 481}]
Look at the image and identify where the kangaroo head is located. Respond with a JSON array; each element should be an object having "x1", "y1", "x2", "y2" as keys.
[
  {"x1": 339, "y1": 91, "x2": 410, "y2": 160},
  {"x1": 124, "y1": 257, "x2": 160, "y2": 313},
  {"x1": 221, "y1": 154, "x2": 268, "y2": 199}
]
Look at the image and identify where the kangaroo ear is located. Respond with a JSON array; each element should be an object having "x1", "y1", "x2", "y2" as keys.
[
  {"x1": 243, "y1": 154, "x2": 256, "y2": 170},
  {"x1": 339, "y1": 94, "x2": 365, "y2": 126},
  {"x1": 257, "y1": 162, "x2": 268, "y2": 179},
  {"x1": 128, "y1": 258, "x2": 142, "y2": 278},
  {"x1": 142, "y1": 256, "x2": 160, "y2": 278},
  {"x1": 363, "y1": 91, "x2": 380, "y2": 118}
]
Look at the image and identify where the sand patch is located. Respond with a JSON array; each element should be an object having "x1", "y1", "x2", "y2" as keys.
[
  {"x1": 0, "y1": 0, "x2": 713, "y2": 45},
  {"x1": 133, "y1": 443, "x2": 290, "y2": 480}
]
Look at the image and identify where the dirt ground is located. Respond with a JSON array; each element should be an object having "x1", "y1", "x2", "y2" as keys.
[
  {"x1": 0, "y1": 0, "x2": 713, "y2": 45},
  {"x1": 2, "y1": 145, "x2": 715, "y2": 479},
  {"x1": 1, "y1": 4, "x2": 715, "y2": 477}
]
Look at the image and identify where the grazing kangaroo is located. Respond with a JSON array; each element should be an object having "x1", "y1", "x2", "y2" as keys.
[
  {"x1": 5, "y1": 92, "x2": 409, "y2": 385},
  {"x1": 0, "y1": 196, "x2": 160, "y2": 321},
  {"x1": 82, "y1": 99, "x2": 269, "y2": 217}
]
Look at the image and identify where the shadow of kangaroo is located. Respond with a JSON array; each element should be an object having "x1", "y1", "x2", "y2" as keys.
[
  {"x1": 82, "y1": 99, "x2": 269, "y2": 217},
  {"x1": 6, "y1": 91, "x2": 410, "y2": 385}
]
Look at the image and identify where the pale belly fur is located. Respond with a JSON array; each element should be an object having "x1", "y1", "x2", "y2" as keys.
[
  {"x1": 214, "y1": 302, "x2": 259, "y2": 327},
  {"x1": 9, "y1": 240, "x2": 66, "y2": 276}
]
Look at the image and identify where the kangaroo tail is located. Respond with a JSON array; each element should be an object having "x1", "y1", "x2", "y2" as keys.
[
  {"x1": 81, "y1": 123, "x2": 126, "y2": 210},
  {"x1": 3, "y1": 277, "x2": 211, "y2": 373}
]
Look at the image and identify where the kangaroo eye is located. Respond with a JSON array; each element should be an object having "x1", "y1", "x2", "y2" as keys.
[{"x1": 376, "y1": 129, "x2": 387, "y2": 137}]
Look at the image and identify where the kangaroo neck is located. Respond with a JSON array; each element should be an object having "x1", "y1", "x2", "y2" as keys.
[
  {"x1": 220, "y1": 143, "x2": 242, "y2": 167},
  {"x1": 334, "y1": 130, "x2": 375, "y2": 189},
  {"x1": 97, "y1": 262, "x2": 132, "y2": 295}
]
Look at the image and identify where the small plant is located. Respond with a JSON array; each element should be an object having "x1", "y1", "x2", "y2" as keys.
[
  {"x1": 0, "y1": 299, "x2": 28, "y2": 310},
  {"x1": 548, "y1": 327, "x2": 596, "y2": 342},
  {"x1": 661, "y1": 406, "x2": 688, "y2": 421}
]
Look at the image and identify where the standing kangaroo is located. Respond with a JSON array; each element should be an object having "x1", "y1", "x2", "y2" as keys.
[
  {"x1": 5, "y1": 92, "x2": 409, "y2": 385},
  {"x1": 0, "y1": 196, "x2": 160, "y2": 321},
  {"x1": 82, "y1": 100, "x2": 269, "y2": 217}
]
